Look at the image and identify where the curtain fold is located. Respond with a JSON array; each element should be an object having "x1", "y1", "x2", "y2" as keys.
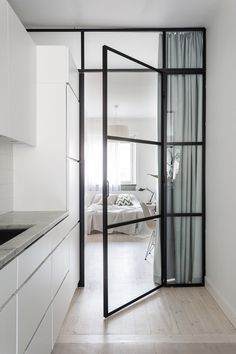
[
  {"x1": 166, "y1": 31, "x2": 203, "y2": 68},
  {"x1": 166, "y1": 31, "x2": 203, "y2": 284}
]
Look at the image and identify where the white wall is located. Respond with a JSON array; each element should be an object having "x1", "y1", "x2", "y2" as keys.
[
  {"x1": 0, "y1": 138, "x2": 13, "y2": 215},
  {"x1": 206, "y1": 0, "x2": 236, "y2": 326}
]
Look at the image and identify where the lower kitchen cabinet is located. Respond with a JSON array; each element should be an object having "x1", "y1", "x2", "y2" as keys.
[
  {"x1": 24, "y1": 309, "x2": 52, "y2": 354},
  {"x1": 52, "y1": 272, "x2": 71, "y2": 345},
  {"x1": 52, "y1": 236, "x2": 70, "y2": 298},
  {"x1": 0, "y1": 258, "x2": 17, "y2": 308},
  {"x1": 0, "y1": 217, "x2": 80, "y2": 354},
  {"x1": 69, "y1": 223, "x2": 80, "y2": 292},
  {"x1": 0, "y1": 297, "x2": 17, "y2": 354},
  {"x1": 18, "y1": 256, "x2": 51, "y2": 354},
  {"x1": 68, "y1": 158, "x2": 80, "y2": 222}
]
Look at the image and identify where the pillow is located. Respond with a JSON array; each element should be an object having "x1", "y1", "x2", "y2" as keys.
[
  {"x1": 91, "y1": 194, "x2": 102, "y2": 205},
  {"x1": 115, "y1": 194, "x2": 133, "y2": 206},
  {"x1": 97, "y1": 194, "x2": 118, "y2": 205},
  {"x1": 129, "y1": 194, "x2": 141, "y2": 207},
  {"x1": 108, "y1": 194, "x2": 118, "y2": 205}
]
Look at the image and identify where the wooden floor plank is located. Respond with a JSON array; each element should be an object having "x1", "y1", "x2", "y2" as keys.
[
  {"x1": 56, "y1": 234, "x2": 236, "y2": 353},
  {"x1": 53, "y1": 342, "x2": 236, "y2": 354}
]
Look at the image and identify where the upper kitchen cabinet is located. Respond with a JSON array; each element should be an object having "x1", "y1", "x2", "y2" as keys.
[
  {"x1": 67, "y1": 84, "x2": 80, "y2": 161},
  {"x1": 0, "y1": 0, "x2": 9, "y2": 136},
  {"x1": 14, "y1": 46, "x2": 80, "y2": 214},
  {"x1": 37, "y1": 46, "x2": 79, "y2": 98},
  {"x1": 0, "y1": 0, "x2": 36, "y2": 145}
]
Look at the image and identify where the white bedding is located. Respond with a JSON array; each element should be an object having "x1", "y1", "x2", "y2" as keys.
[{"x1": 86, "y1": 194, "x2": 147, "y2": 235}]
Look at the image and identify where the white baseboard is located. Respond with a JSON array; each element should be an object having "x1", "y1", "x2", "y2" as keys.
[{"x1": 205, "y1": 276, "x2": 236, "y2": 328}]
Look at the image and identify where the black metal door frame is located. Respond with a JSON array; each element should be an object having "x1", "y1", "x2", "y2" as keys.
[
  {"x1": 102, "y1": 42, "x2": 205, "y2": 317},
  {"x1": 27, "y1": 27, "x2": 206, "y2": 314},
  {"x1": 102, "y1": 45, "x2": 165, "y2": 317}
]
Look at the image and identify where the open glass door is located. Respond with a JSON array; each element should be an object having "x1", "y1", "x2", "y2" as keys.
[{"x1": 102, "y1": 45, "x2": 163, "y2": 317}]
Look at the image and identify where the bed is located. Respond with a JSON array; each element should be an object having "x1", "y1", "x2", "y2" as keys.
[{"x1": 86, "y1": 193, "x2": 146, "y2": 235}]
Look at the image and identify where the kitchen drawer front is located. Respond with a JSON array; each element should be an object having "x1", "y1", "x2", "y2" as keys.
[
  {"x1": 52, "y1": 236, "x2": 69, "y2": 298},
  {"x1": 18, "y1": 230, "x2": 52, "y2": 287},
  {"x1": 50, "y1": 216, "x2": 72, "y2": 251},
  {"x1": 25, "y1": 307, "x2": 52, "y2": 354},
  {"x1": 18, "y1": 216, "x2": 70, "y2": 287},
  {"x1": 69, "y1": 223, "x2": 80, "y2": 292},
  {"x1": 0, "y1": 296, "x2": 17, "y2": 354},
  {"x1": 52, "y1": 272, "x2": 71, "y2": 345},
  {"x1": 0, "y1": 258, "x2": 17, "y2": 309},
  {"x1": 18, "y1": 256, "x2": 51, "y2": 354}
]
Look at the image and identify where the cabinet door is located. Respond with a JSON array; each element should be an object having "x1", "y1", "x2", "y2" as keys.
[
  {"x1": 68, "y1": 159, "x2": 80, "y2": 221},
  {"x1": 8, "y1": 3, "x2": 36, "y2": 145},
  {"x1": 67, "y1": 84, "x2": 80, "y2": 161},
  {"x1": 0, "y1": 0, "x2": 9, "y2": 137},
  {"x1": 52, "y1": 236, "x2": 70, "y2": 298},
  {"x1": 0, "y1": 258, "x2": 17, "y2": 308},
  {"x1": 0, "y1": 297, "x2": 16, "y2": 354},
  {"x1": 18, "y1": 230, "x2": 52, "y2": 287},
  {"x1": 25, "y1": 308, "x2": 52, "y2": 354},
  {"x1": 69, "y1": 223, "x2": 80, "y2": 292},
  {"x1": 52, "y1": 273, "x2": 71, "y2": 345},
  {"x1": 18, "y1": 257, "x2": 51, "y2": 354}
]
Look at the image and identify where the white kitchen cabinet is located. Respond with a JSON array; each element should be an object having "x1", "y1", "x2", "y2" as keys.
[
  {"x1": 0, "y1": 0, "x2": 9, "y2": 136},
  {"x1": 52, "y1": 272, "x2": 71, "y2": 345},
  {"x1": 18, "y1": 256, "x2": 51, "y2": 354},
  {"x1": 68, "y1": 159, "x2": 80, "y2": 221},
  {"x1": 24, "y1": 308, "x2": 52, "y2": 354},
  {"x1": 50, "y1": 215, "x2": 74, "y2": 251},
  {"x1": 37, "y1": 46, "x2": 78, "y2": 98},
  {"x1": 0, "y1": 1, "x2": 36, "y2": 145},
  {"x1": 14, "y1": 46, "x2": 79, "y2": 216},
  {"x1": 13, "y1": 84, "x2": 67, "y2": 211},
  {"x1": 0, "y1": 297, "x2": 16, "y2": 354},
  {"x1": 0, "y1": 258, "x2": 17, "y2": 309},
  {"x1": 67, "y1": 84, "x2": 80, "y2": 161},
  {"x1": 69, "y1": 223, "x2": 80, "y2": 292},
  {"x1": 11, "y1": 46, "x2": 80, "y2": 352},
  {"x1": 0, "y1": 220, "x2": 80, "y2": 354},
  {"x1": 18, "y1": 230, "x2": 52, "y2": 287},
  {"x1": 8, "y1": 4, "x2": 36, "y2": 146},
  {"x1": 52, "y1": 236, "x2": 70, "y2": 298}
]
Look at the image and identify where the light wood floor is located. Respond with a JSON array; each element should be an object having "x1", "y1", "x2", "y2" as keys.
[{"x1": 53, "y1": 234, "x2": 236, "y2": 354}]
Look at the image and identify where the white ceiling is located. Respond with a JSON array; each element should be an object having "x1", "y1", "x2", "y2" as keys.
[{"x1": 8, "y1": 0, "x2": 219, "y2": 28}]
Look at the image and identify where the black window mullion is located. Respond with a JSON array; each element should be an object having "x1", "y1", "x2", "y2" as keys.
[{"x1": 107, "y1": 135, "x2": 162, "y2": 146}]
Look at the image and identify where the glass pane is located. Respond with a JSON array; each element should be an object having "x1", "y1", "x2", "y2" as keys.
[
  {"x1": 85, "y1": 32, "x2": 161, "y2": 69},
  {"x1": 167, "y1": 146, "x2": 202, "y2": 213},
  {"x1": 108, "y1": 220, "x2": 161, "y2": 312},
  {"x1": 167, "y1": 75, "x2": 203, "y2": 142},
  {"x1": 107, "y1": 70, "x2": 161, "y2": 142},
  {"x1": 107, "y1": 141, "x2": 161, "y2": 225},
  {"x1": 166, "y1": 31, "x2": 203, "y2": 68},
  {"x1": 167, "y1": 217, "x2": 202, "y2": 284},
  {"x1": 84, "y1": 73, "x2": 103, "y2": 192}
]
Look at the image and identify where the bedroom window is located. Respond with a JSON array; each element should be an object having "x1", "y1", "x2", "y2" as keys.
[{"x1": 108, "y1": 141, "x2": 136, "y2": 187}]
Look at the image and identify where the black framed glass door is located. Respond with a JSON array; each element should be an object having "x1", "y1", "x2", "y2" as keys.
[{"x1": 102, "y1": 46, "x2": 163, "y2": 317}]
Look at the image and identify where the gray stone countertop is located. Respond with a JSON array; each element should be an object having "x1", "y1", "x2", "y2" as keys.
[{"x1": 0, "y1": 211, "x2": 68, "y2": 270}]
